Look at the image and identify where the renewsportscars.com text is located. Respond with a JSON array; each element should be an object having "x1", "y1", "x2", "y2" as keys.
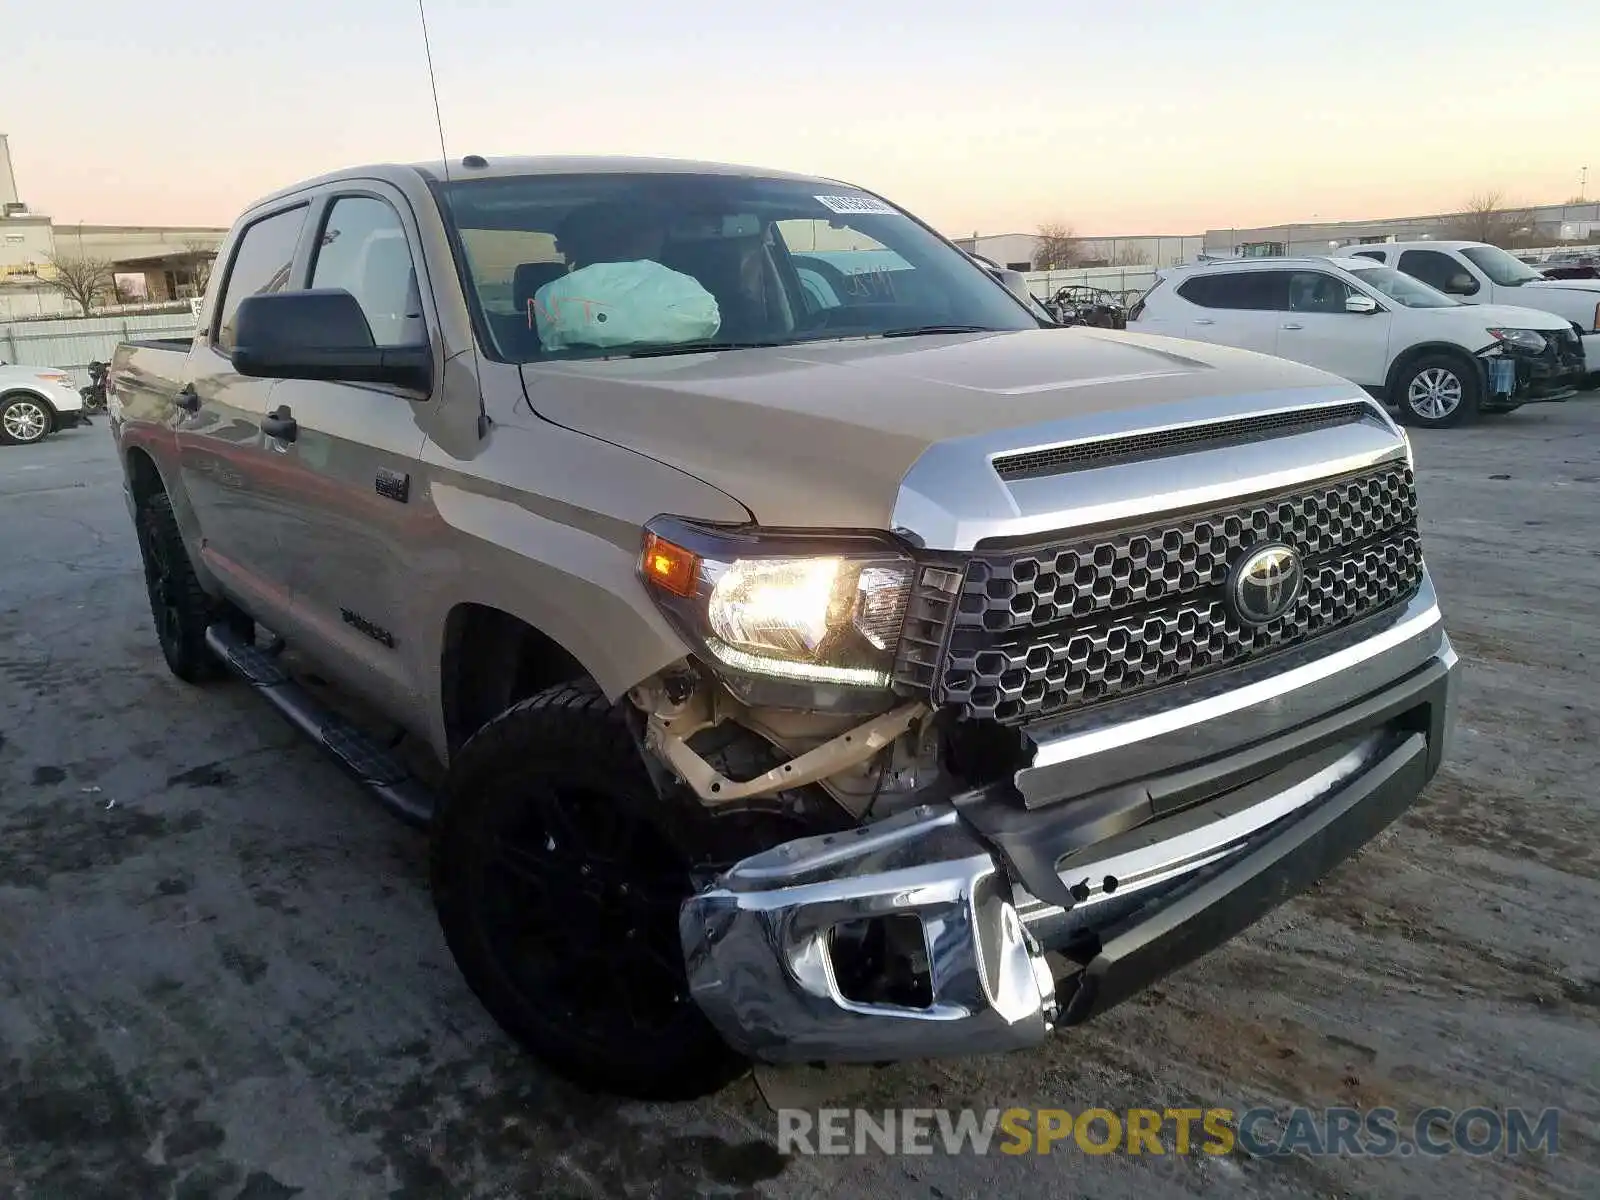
[{"x1": 777, "y1": 1106, "x2": 1561, "y2": 1158}]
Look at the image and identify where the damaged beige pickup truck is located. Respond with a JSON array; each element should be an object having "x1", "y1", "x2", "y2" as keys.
[{"x1": 108, "y1": 156, "x2": 1458, "y2": 1099}]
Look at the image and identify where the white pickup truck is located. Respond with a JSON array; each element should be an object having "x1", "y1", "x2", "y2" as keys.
[{"x1": 1336, "y1": 241, "x2": 1599, "y2": 383}]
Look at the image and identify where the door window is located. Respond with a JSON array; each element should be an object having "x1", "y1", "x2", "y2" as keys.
[
  {"x1": 214, "y1": 206, "x2": 308, "y2": 352},
  {"x1": 1177, "y1": 271, "x2": 1287, "y2": 310},
  {"x1": 1398, "y1": 249, "x2": 1476, "y2": 295},
  {"x1": 1287, "y1": 272, "x2": 1354, "y2": 313},
  {"x1": 311, "y1": 196, "x2": 425, "y2": 347}
]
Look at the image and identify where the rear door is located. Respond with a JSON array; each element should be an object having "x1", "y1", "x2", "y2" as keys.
[
  {"x1": 1276, "y1": 269, "x2": 1391, "y2": 386},
  {"x1": 1174, "y1": 270, "x2": 1286, "y2": 353},
  {"x1": 264, "y1": 187, "x2": 436, "y2": 721},
  {"x1": 176, "y1": 203, "x2": 311, "y2": 626}
]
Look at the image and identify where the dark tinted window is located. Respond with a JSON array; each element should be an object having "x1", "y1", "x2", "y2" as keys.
[
  {"x1": 1352, "y1": 250, "x2": 1385, "y2": 262},
  {"x1": 311, "y1": 197, "x2": 425, "y2": 347},
  {"x1": 1178, "y1": 271, "x2": 1286, "y2": 310},
  {"x1": 215, "y1": 206, "x2": 308, "y2": 352},
  {"x1": 1287, "y1": 271, "x2": 1353, "y2": 313},
  {"x1": 1397, "y1": 249, "x2": 1472, "y2": 293}
]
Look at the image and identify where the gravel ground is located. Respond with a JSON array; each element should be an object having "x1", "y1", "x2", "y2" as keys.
[{"x1": 1, "y1": 402, "x2": 1596, "y2": 1200}]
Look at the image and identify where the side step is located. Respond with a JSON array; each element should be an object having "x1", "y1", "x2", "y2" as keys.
[{"x1": 205, "y1": 623, "x2": 435, "y2": 828}]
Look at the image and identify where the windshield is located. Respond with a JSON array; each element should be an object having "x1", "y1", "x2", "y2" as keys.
[
  {"x1": 1344, "y1": 264, "x2": 1459, "y2": 308},
  {"x1": 437, "y1": 173, "x2": 1039, "y2": 362},
  {"x1": 1461, "y1": 245, "x2": 1543, "y2": 287}
]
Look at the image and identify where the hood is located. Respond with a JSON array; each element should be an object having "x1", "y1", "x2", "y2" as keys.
[
  {"x1": 519, "y1": 329, "x2": 1359, "y2": 529},
  {"x1": 1448, "y1": 303, "x2": 1577, "y2": 331}
]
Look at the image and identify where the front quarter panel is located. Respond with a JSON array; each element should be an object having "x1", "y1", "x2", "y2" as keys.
[{"x1": 416, "y1": 415, "x2": 753, "y2": 752}]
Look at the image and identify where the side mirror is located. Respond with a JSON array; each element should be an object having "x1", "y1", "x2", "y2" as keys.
[
  {"x1": 1344, "y1": 294, "x2": 1379, "y2": 314},
  {"x1": 232, "y1": 290, "x2": 432, "y2": 391},
  {"x1": 1444, "y1": 273, "x2": 1479, "y2": 296}
]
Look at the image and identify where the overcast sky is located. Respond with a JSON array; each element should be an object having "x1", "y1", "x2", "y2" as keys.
[{"x1": 8, "y1": 0, "x2": 1593, "y2": 236}]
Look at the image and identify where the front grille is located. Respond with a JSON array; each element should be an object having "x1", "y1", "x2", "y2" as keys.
[{"x1": 897, "y1": 462, "x2": 1422, "y2": 725}]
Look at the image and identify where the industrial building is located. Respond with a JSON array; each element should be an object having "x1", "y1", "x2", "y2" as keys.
[{"x1": 0, "y1": 134, "x2": 226, "y2": 320}]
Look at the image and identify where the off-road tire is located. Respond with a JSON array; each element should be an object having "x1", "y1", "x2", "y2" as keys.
[
  {"x1": 135, "y1": 493, "x2": 229, "y2": 682},
  {"x1": 1393, "y1": 353, "x2": 1482, "y2": 429},
  {"x1": 432, "y1": 680, "x2": 839, "y2": 1100},
  {"x1": 0, "y1": 392, "x2": 53, "y2": 445}
]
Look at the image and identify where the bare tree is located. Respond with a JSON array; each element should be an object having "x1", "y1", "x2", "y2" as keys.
[
  {"x1": 1448, "y1": 190, "x2": 1534, "y2": 248},
  {"x1": 40, "y1": 251, "x2": 116, "y2": 316},
  {"x1": 179, "y1": 239, "x2": 219, "y2": 295},
  {"x1": 1033, "y1": 220, "x2": 1082, "y2": 270},
  {"x1": 1108, "y1": 245, "x2": 1152, "y2": 267}
]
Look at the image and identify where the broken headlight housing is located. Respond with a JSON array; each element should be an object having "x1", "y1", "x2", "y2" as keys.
[{"x1": 638, "y1": 518, "x2": 914, "y2": 711}]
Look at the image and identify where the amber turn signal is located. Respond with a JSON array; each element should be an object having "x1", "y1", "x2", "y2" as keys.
[{"x1": 641, "y1": 532, "x2": 700, "y2": 598}]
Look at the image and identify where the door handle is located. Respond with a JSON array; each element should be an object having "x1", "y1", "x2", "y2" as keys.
[
  {"x1": 175, "y1": 384, "x2": 200, "y2": 413},
  {"x1": 260, "y1": 405, "x2": 297, "y2": 442},
  {"x1": 1281, "y1": 322, "x2": 1304, "y2": 330},
  {"x1": 1193, "y1": 317, "x2": 1214, "y2": 325}
]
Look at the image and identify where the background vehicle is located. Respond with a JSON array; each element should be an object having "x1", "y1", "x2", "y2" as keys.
[
  {"x1": 81, "y1": 360, "x2": 110, "y2": 413},
  {"x1": 0, "y1": 362, "x2": 90, "y2": 445},
  {"x1": 1133, "y1": 255, "x2": 1583, "y2": 427},
  {"x1": 1335, "y1": 240, "x2": 1600, "y2": 383},
  {"x1": 109, "y1": 156, "x2": 1457, "y2": 1100}
]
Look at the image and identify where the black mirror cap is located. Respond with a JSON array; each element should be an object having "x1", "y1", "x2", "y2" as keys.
[{"x1": 232, "y1": 290, "x2": 432, "y2": 392}]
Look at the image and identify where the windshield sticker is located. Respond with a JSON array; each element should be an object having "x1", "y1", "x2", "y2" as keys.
[{"x1": 814, "y1": 194, "x2": 896, "y2": 216}]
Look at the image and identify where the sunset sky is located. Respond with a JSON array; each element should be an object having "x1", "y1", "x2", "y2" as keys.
[{"x1": 8, "y1": 0, "x2": 1592, "y2": 237}]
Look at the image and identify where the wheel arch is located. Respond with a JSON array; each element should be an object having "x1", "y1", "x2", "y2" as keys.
[
  {"x1": 0, "y1": 386, "x2": 60, "y2": 437},
  {"x1": 1384, "y1": 341, "x2": 1482, "y2": 400},
  {"x1": 440, "y1": 601, "x2": 627, "y2": 755},
  {"x1": 125, "y1": 444, "x2": 167, "y2": 506}
]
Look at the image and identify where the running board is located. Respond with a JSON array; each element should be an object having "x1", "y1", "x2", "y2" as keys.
[{"x1": 205, "y1": 623, "x2": 435, "y2": 828}]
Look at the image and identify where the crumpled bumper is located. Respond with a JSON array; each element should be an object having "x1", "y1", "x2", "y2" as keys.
[{"x1": 682, "y1": 612, "x2": 1458, "y2": 1065}]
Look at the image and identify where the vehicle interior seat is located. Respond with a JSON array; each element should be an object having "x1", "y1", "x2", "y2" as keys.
[{"x1": 507, "y1": 260, "x2": 570, "y2": 354}]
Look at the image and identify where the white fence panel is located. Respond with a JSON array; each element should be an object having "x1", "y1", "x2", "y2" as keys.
[{"x1": 0, "y1": 312, "x2": 200, "y2": 387}]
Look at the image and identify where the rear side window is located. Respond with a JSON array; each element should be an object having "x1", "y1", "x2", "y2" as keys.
[
  {"x1": 1178, "y1": 271, "x2": 1286, "y2": 310},
  {"x1": 214, "y1": 206, "x2": 308, "y2": 353},
  {"x1": 1352, "y1": 250, "x2": 1385, "y2": 262},
  {"x1": 311, "y1": 196, "x2": 425, "y2": 347}
]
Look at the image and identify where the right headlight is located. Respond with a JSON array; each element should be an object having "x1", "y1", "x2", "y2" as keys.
[
  {"x1": 638, "y1": 518, "x2": 914, "y2": 710},
  {"x1": 1486, "y1": 327, "x2": 1547, "y2": 353}
]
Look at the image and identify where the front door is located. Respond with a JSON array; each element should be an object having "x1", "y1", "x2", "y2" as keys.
[
  {"x1": 265, "y1": 190, "x2": 437, "y2": 726},
  {"x1": 176, "y1": 203, "x2": 312, "y2": 627},
  {"x1": 1275, "y1": 270, "x2": 1391, "y2": 387}
]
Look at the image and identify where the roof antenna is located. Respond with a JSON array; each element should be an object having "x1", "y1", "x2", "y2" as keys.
[{"x1": 416, "y1": 0, "x2": 491, "y2": 440}]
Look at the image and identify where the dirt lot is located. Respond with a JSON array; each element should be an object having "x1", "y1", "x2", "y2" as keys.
[{"x1": 2, "y1": 401, "x2": 1596, "y2": 1200}]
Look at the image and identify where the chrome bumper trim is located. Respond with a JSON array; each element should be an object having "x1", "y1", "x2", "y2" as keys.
[
  {"x1": 682, "y1": 629, "x2": 1457, "y2": 1065},
  {"x1": 681, "y1": 806, "x2": 1056, "y2": 1064}
]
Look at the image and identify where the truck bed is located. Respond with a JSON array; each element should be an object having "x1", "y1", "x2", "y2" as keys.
[{"x1": 110, "y1": 338, "x2": 194, "y2": 411}]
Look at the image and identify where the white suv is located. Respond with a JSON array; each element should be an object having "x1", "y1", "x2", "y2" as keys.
[
  {"x1": 1131, "y1": 256, "x2": 1585, "y2": 427},
  {"x1": 0, "y1": 362, "x2": 90, "y2": 445}
]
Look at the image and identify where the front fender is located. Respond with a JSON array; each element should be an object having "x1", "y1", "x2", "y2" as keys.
[{"x1": 415, "y1": 418, "x2": 753, "y2": 755}]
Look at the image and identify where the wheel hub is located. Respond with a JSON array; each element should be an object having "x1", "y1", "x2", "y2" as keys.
[
  {"x1": 1408, "y1": 367, "x2": 1463, "y2": 420},
  {"x1": 3, "y1": 400, "x2": 48, "y2": 442}
]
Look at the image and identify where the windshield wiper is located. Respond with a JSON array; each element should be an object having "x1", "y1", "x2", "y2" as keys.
[
  {"x1": 624, "y1": 340, "x2": 785, "y2": 359},
  {"x1": 881, "y1": 324, "x2": 1000, "y2": 338}
]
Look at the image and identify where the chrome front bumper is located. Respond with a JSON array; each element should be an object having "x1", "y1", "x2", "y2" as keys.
[{"x1": 681, "y1": 588, "x2": 1457, "y2": 1064}]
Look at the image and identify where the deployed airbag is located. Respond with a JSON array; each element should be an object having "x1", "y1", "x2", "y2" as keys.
[{"x1": 534, "y1": 261, "x2": 721, "y2": 351}]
